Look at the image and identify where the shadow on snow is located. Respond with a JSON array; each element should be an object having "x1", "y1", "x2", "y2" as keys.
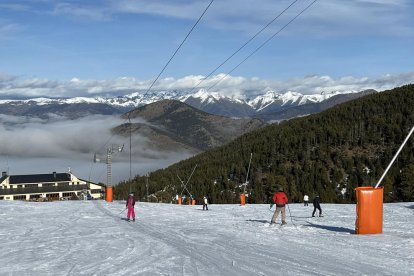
[
  {"x1": 245, "y1": 219, "x2": 269, "y2": 224},
  {"x1": 305, "y1": 222, "x2": 354, "y2": 234}
]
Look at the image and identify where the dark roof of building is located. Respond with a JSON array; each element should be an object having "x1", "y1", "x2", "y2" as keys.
[{"x1": 7, "y1": 173, "x2": 72, "y2": 184}]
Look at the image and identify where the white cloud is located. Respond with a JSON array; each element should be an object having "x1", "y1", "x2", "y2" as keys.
[
  {"x1": 52, "y1": 3, "x2": 110, "y2": 21},
  {"x1": 0, "y1": 23, "x2": 22, "y2": 37},
  {"x1": 1, "y1": 72, "x2": 414, "y2": 99},
  {"x1": 6, "y1": 0, "x2": 413, "y2": 37},
  {"x1": 0, "y1": 114, "x2": 194, "y2": 183},
  {"x1": 113, "y1": 0, "x2": 205, "y2": 21},
  {"x1": 110, "y1": 0, "x2": 414, "y2": 37},
  {"x1": 0, "y1": 72, "x2": 16, "y2": 83},
  {"x1": 0, "y1": 3, "x2": 29, "y2": 11}
]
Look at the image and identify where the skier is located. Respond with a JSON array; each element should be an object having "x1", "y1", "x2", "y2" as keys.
[
  {"x1": 312, "y1": 195, "x2": 323, "y2": 217},
  {"x1": 303, "y1": 194, "x2": 309, "y2": 206},
  {"x1": 203, "y1": 196, "x2": 208, "y2": 211},
  {"x1": 126, "y1": 193, "x2": 136, "y2": 222},
  {"x1": 270, "y1": 187, "x2": 288, "y2": 225}
]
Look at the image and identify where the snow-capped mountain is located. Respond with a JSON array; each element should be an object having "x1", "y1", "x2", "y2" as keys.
[
  {"x1": 248, "y1": 90, "x2": 343, "y2": 112},
  {"x1": 180, "y1": 90, "x2": 255, "y2": 117},
  {"x1": 0, "y1": 89, "x2": 375, "y2": 121}
]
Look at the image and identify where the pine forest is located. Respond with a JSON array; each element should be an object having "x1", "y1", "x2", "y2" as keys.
[{"x1": 115, "y1": 84, "x2": 414, "y2": 204}]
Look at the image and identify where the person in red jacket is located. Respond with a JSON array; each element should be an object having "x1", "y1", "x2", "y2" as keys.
[
  {"x1": 270, "y1": 187, "x2": 288, "y2": 225},
  {"x1": 126, "y1": 193, "x2": 136, "y2": 222}
]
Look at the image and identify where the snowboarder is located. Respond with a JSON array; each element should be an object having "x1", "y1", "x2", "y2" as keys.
[
  {"x1": 126, "y1": 193, "x2": 136, "y2": 222},
  {"x1": 203, "y1": 196, "x2": 208, "y2": 211},
  {"x1": 303, "y1": 194, "x2": 309, "y2": 206},
  {"x1": 312, "y1": 195, "x2": 323, "y2": 217},
  {"x1": 270, "y1": 187, "x2": 288, "y2": 225}
]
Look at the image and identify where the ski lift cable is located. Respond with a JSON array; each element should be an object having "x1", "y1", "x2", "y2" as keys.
[
  {"x1": 207, "y1": 0, "x2": 318, "y2": 92},
  {"x1": 128, "y1": 117, "x2": 132, "y2": 192},
  {"x1": 89, "y1": 0, "x2": 302, "y2": 183},
  {"x1": 188, "y1": 0, "x2": 300, "y2": 94},
  {"x1": 90, "y1": 0, "x2": 214, "y2": 184},
  {"x1": 124, "y1": 0, "x2": 215, "y2": 120},
  {"x1": 143, "y1": 0, "x2": 214, "y2": 98}
]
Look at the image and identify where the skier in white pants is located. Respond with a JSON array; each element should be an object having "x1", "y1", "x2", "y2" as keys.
[{"x1": 203, "y1": 196, "x2": 208, "y2": 211}]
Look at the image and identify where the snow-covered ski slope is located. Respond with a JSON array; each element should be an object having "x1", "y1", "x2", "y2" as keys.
[{"x1": 1, "y1": 201, "x2": 413, "y2": 275}]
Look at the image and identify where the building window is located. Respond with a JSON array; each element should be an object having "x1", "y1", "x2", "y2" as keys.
[
  {"x1": 42, "y1": 183, "x2": 55, "y2": 187},
  {"x1": 26, "y1": 184, "x2": 38, "y2": 188},
  {"x1": 13, "y1": 195, "x2": 26, "y2": 200},
  {"x1": 46, "y1": 193, "x2": 59, "y2": 200}
]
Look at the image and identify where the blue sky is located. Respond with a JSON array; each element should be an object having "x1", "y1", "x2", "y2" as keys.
[{"x1": 0, "y1": 0, "x2": 413, "y2": 97}]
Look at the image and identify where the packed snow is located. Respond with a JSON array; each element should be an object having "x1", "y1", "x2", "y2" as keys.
[{"x1": 1, "y1": 200, "x2": 413, "y2": 275}]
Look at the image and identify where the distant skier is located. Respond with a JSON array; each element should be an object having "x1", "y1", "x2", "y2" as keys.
[
  {"x1": 312, "y1": 195, "x2": 323, "y2": 217},
  {"x1": 303, "y1": 194, "x2": 309, "y2": 206},
  {"x1": 126, "y1": 193, "x2": 136, "y2": 222},
  {"x1": 203, "y1": 196, "x2": 208, "y2": 211},
  {"x1": 270, "y1": 187, "x2": 288, "y2": 225}
]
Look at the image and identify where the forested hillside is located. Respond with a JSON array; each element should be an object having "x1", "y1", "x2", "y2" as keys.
[{"x1": 115, "y1": 85, "x2": 414, "y2": 204}]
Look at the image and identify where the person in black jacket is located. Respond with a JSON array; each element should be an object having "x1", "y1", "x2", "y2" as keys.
[{"x1": 312, "y1": 195, "x2": 323, "y2": 217}]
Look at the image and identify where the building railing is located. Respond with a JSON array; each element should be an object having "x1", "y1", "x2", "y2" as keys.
[{"x1": 0, "y1": 184, "x2": 91, "y2": 196}]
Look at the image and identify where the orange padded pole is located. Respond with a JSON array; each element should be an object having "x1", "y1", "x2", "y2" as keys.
[
  {"x1": 355, "y1": 187, "x2": 383, "y2": 234},
  {"x1": 240, "y1": 194, "x2": 246, "y2": 205},
  {"x1": 106, "y1": 186, "x2": 113, "y2": 202}
]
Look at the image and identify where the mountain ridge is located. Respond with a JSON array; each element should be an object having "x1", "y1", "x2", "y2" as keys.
[
  {"x1": 0, "y1": 89, "x2": 376, "y2": 121},
  {"x1": 114, "y1": 99, "x2": 265, "y2": 152}
]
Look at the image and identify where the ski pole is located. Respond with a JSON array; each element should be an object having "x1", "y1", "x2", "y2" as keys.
[
  {"x1": 286, "y1": 204, "x2": 296, "y2": 227},
  {"x1": 118, "y1": 208, "x2": 127, "y2": 215}
]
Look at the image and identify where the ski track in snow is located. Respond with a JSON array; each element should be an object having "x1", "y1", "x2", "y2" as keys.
[{"x1": 0, "y1": 201, "x2": 413, "y2": 275}]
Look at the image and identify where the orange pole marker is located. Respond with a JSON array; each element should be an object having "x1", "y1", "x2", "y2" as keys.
[
  {"x1": 240, "y1": 194, "x2": 246, "y2": 205},
  {"x1": 106, "y1": 186, "x2": 113, "y2": 202},
  {"x1": 178, "y1": 196, "x2": 182, "y2": 205},
  {"x1": 355, "y1": 187, "x2": 383, "y2": 234}
]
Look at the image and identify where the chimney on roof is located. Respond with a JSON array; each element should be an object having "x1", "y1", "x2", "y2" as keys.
[
  {"x1": 2, "y1": 171, "x2": 7, "y2": 177},
  {"x1": 53, "y1": 172, "x2": 56, "y2": 178}
]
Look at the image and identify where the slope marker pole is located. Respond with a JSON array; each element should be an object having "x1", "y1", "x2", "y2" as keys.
[{"x1": 375, "y1": 125, "x2": 414, "y2": 188}]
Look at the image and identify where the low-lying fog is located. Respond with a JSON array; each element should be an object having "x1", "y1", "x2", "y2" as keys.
[{"x1": 0, "y1": 114, "x2": 193, "y2": 184}]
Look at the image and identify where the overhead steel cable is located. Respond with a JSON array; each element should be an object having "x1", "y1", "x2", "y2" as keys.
[
  {"x1": 207, "y1": 0, "x2": 318, "y2": 92},
  {"x1": 90, "y1": 1, "x2": 214, "y2": 185},
  {"x1": 188, "y1": 0, "x2": 300, "y2": 94},
  {"x1": 125, "y1": 0, "x2": 214, "y2": 120},
  {"x1": 140, "y1": 0, "x2": 215, "y2": 102}
]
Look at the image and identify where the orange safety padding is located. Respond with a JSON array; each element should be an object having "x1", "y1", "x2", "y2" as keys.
[
  {"x1": 240, "y1": 194, "x2": 246, "y2": 205},
  {"x1": 106, "y1": 186, "x2": 113, "y2": 202},
  {"x1": 191, "y1": 199, "x2": 196, "y2": 205},
  {"x1": 178, "y1": 197, "x2": 182, "y2": 205},
  {"x1": 355, "y1": 187, "x2": 383, "y2": 234}
]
